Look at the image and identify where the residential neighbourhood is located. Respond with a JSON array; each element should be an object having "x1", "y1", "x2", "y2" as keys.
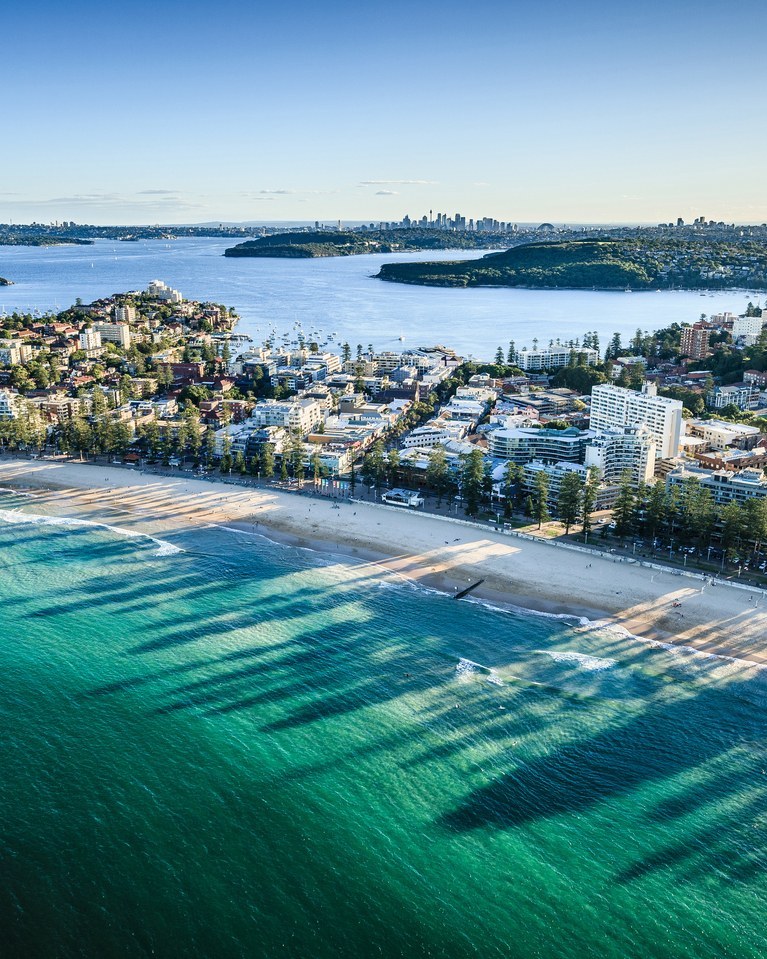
[{"x1": 3, "y1": 285, "x2": 767, "y2": 574}]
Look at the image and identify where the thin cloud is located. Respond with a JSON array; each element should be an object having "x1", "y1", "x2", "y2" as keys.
[
  {"x1": 47, "y1": 194, "x2": 122, "y2": 204},
  {"x1": 136, "y1": 189, "x2": 179, "y2": 196},
  {"x1": 375, "y1": 190, "x2": 398, "y2": 196},
  {"x1": 359, "y1": 179, "x2": 437, "y2": 186},
  {"x1": 0, "y1": 193, "x2": 204, "y2": 213}
]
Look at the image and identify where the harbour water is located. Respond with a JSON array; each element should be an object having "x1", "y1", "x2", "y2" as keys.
[
  {"x1": 1, "y1": 488, "x2": 766, "y2": 958},
  {"x1": 0, "y1": 238, "x2": 756, "y2": 357}
]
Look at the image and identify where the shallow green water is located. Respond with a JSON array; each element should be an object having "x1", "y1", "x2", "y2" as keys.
[{"x1": 1, "y1": 490, "x2": 766, "y2": 958}]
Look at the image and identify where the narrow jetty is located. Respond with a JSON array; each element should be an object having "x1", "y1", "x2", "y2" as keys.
[{"x1": 455, "y1": 579, "x2": 484, "y2": 600}]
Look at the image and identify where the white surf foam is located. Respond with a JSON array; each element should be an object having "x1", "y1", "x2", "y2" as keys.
[
  {"x1": 0, "y1": 508, "x2": 183, "y2": 557},
  {"x1": 462, "y1": 594, "x2": 590, "y2": 626},
  {"x1": 543, "y1": 650, "x2": 618, "y2": 672},
  {"x1": 455, "y1": 658, "x2": 478, "y2": 682},
  {"x1": 455, "y1": 657, "x2": 504, "y2": 686}
]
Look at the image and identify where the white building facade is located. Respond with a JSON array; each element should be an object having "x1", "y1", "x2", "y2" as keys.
[
  {"x1": 79, "y1": 329, "x2": 102, "y2": 351},
  {"x1": 513, "y1": 347, "x2": 599, "y2": 371},
  {"x1": 0, "y1": 389, "x2": 21, "y2": 420},
  {"x1": 584, "y1": 426, "x2": 656, "y2": 484},
  {"x1": 488, "y1": 426, "x2": 591, "y2": 464},
  {"x1": 94, "y1": 322, "x2": 131, "y2": 348},
  {"x1": 589, "y1": 383, "x2": 682, "y2": 459}
]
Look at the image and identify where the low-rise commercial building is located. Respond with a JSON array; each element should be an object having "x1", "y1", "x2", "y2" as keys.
[
  {"x1": 693, "y1": 446, "x2": 767, "y2": 472},
  {"x1": 666, "y1": 465, "x2": 767, "y2": 505},
  {"x1": 687, "y1": 419, "x2": 762, "y2": 451}
]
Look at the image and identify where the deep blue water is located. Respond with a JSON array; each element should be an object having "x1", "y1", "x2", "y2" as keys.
[{"x1": 0, "y1": 238, "x2": 755, "y2": 357}]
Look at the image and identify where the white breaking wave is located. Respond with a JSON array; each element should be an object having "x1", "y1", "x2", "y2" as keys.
[
  {"x1": 455, "y1": 658, "x2": 478, "y2": 682},
  {"x1": 575, "y1": 619, "x2": 767, "y2": 674},
  {"x1": 455, "y1": 657, "x2": 504, "y2": 686},
  {"x1": 543, "y1": 650, "x2": 618, "y2": 672},
  {"x1": 462, "y1": 594, "x2": 590, "y2": 626},
  {"x1": 0, "y1": 508, "x2": 183, "y2": 557}
]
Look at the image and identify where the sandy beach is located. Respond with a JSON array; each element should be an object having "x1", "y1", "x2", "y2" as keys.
[{"x1": 2, "y1": 456, "x2": 766, "y2": 664}]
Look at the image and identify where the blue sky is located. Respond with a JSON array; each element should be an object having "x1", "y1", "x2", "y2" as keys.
[{"x1": 3, "y1": 0, "x2": 766, "y2": 224}]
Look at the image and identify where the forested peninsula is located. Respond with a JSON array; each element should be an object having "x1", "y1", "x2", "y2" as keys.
[
  {"x1": 223, "y1": 229, "x2": 507, "y2": 259},
  {"x1": 376, "y1": 238, "x2": 767, "y2": 291}
]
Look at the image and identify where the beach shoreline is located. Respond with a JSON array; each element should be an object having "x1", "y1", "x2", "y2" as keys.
[{"x1": 2, "y1": 456, "x2": 766, "y2": 664}]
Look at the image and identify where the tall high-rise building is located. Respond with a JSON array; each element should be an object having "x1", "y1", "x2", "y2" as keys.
[
  {"x1": 589, "y1": 383, "x2": 682, "y2": 459},
  {"x1": 680, "y1": 323, "x2": 712, "y2": 360}
]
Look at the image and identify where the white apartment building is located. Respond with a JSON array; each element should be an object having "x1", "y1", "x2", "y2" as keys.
[
  {"x1": 146, "y1": 280, "x2": 183, "y2": 304},
  {"x1": 0, "y1": 342, "x2": 21, "y2": 366},
  {"x1": 94, "y1": 322, "x2": 131, "y2": 348},
  {"x1": 114, "y1": 304, "x2": 137, "y2": 325},
  {"x1": 520, "y1": 461, "x2": 617, "y2": 510},
  {"x1": 402, "y1": 421, "x2": 468, "y2": 449},
  {"x1": 584, "y1": 426, "x2": 656, "y2": 484},
  {"x1": 79, "y1": 329, "x2": 102, "y2": 351},
  {"x1": 372, "y1": 351, "x2": 438, "y2": 374},
  {"x1": 305, "y1": 352, "x2": 342, "y2": 374},
  {"x1": 488, "y1": 426, "x2": 591, "y2": 464},
  {"x1": 0, "y1": 389, "x2": 21, "y2": 420},
  {"x1": 513, "y1": 346, "x2": 599, "y2": 371},
  {"x1": 706, "y1": 384, "x2": 753, "y2": 411},
  {"x1": 589, "y1": 383, "x2": 682, "y2": 459},
  {"x1": 249, "y1": 399, "x2": 323, "y2": 435},
  {"x1": 731, "y1": 314, "x2": 763, "y2": 341}
]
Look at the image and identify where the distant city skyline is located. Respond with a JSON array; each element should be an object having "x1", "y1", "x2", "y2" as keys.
[{"x1": 5, "y1": 0, "x2": 767, "y2": 225}]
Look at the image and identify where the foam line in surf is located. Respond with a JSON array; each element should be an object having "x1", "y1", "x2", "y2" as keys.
[{"x1": 0, "y1": 508, "x2": 183, "y2": 556}]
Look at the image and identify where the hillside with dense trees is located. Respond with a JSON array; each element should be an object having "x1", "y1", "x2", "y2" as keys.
[
  {"x1": 376, "y1": 238, "x2": 767, "y2": 290},
  {"x1": 223, "y1": 229, "x2": 511, "y2": 259}
]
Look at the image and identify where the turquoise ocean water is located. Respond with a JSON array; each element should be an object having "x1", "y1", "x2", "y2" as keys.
[{"x1": 1, "y1": 488, "x2": 767, "y2": 958}]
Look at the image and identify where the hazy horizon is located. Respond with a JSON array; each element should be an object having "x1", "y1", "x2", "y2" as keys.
[{"x1": 6, "y1": 219, "x2": 767, "y2": 230}]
